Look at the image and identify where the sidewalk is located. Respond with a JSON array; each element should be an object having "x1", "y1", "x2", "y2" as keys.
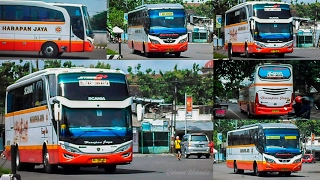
[
  {"x1": 132, "y1": 153, "x2": 175, "y2": 157},
  {"x1": 310, "y1": 107, "x2": 320, "y2": 119}
]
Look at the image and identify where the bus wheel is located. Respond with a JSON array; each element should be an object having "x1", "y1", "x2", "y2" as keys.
[
  {"x1": 174, "y1": 52, "x2": 181, "y2": 58},
  {"x1": 16, "y1": 147, "x2": 26, "y2": 171},
  {"x1": 43, "y1": 147, "x2": 57, "y2": 174},
  {"x1": 143, "y1": 44, "x2": 151, "y2": 58},
  {"x1": 132, "y1": 42, "x2": 137, "y2": 54},
  {"x1": 42, "y1": 42, "x2": 59, "y2": 58},
  {"x1": 234, "y1": 162, "x2": 244, "y2": 174},
  {"x1": 244, "y1": 44, "x2": 252, "y2": 58},
  {"x1": 247, "y1": 105, "x2": 251, "y2": 118},
  {"x1": 103, "y1": 165, "x2": 117, "y2": 174}
]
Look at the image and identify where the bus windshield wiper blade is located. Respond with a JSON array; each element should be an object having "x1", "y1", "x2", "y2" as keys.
[
  {"x1": 103, "y1": 128, "x2": 126, "y2": 141},
  {"x1": 71, "y1": 130, "x2": 99, "y2": 141}
]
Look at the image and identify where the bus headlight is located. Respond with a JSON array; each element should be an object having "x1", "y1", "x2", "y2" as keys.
[
  {"x1": 150, "y1": 39, "x2": 160, "y2": 44},
  {"x1": 283, "y1": 41, "x2": 292, "y2": 47},
  {"x1": 294, "y1": 158, "x2": 301, "y2": 163},
  {"x1": 60, "y1": 144, "x2": 82, "y2": 154},
  {"x1": 179, "y1": 38, "x2": 187, "y2": 43},
  {"x1": 114, "y1": 143, "x2": 131, "y2": 153},
  {"x1": 265, "y1": 157, "x2": 275, "y2": 163},
  {"x1": 255, "y1": 41, "x2": 267, "y2": 47}
]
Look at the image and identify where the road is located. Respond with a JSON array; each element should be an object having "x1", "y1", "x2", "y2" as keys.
[
  {"x1": 218, "y1": 103, "x2": 320, "y2": 120},
  {"x1": 107, "y1": 43, "x2": 214, "y2": 60},
  {"x1": 0, "y1": 49, "x2": 106, "y2": 60},
  {"x1": 215, "y1": 48, "x2": 320, "y2": 60},
  {"x1": 0, "y1": 154, "x2": 213, "y2": 180},
  {"x1": 214, "y1": 162, "x2": 320, "y2": 180}
]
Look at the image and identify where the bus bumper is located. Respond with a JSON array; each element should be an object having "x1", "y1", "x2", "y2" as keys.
[
  {"x1": 147, "y1": 42, "x2": 188, "y2": 53},
  {"x1": 255, "y1": 107, "x2": 293, "y2": 116},
  {"x1": 58, "y1": 146, "x2": 132, "y2": 165},
  {"x1": 261, "y1": 162, "x2": 302, "y2": 172},
  {"x1": 252, "y1": 43, "x2": 293, "y2": 54},
  {"x1": 84, "y1": 41, "x2": 94, "y2": 52}
]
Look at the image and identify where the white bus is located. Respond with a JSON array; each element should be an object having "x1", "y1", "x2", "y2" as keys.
[
  {"x1": 239, "y1": 63, "x2": 293, "y2": 118},
  {"x1": 0, "y1": 0, "x2": 94, "y2": 58},
  {"x1": 127, "y1": 3, "x2": 188, "y2": 58},
  {"x1": 226, "y1": 123, "x2": 302, "y2": 177},
  {"x1": 4, "y1": 68, "x2": 133, "y2": 174},
  {"x1": 224, "y1": 1, "x2": 294, "y2": 58}
]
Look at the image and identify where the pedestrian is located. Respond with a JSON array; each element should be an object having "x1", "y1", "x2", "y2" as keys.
[
  {"x1": 209, "y1": 140, "x2": 214, "y2": 160},
  {"x1": 174, "y1": 136, "x2": 181, "y2": 161}
]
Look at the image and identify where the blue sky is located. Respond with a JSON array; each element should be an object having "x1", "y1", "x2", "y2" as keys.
[
  {"x1": 10, "y1": 60, "x2": 211, "y2": 74},
  {"x1": 34, "y1": 0, "x2": 106, "y2": 15}
]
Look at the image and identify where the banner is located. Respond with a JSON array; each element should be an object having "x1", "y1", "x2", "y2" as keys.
[
  {"x1": 216, "y1": 15, "x2": 222, "y2": 29},
  {"x1": 185, "y1": 94, "x2": 193, "y2": 117},
  {"x1": 217, "y1": 133, "x2": 222, "y2": 145}
]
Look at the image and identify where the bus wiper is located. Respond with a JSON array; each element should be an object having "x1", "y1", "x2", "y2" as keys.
[
  {"x1": 103, "y1": 127, "x2": 126, "y2": 141},
  {"x1": 71, "y1": 130, "x2": 100, "y2": 141}
]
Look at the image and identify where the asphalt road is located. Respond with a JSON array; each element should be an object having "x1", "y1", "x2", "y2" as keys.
[
  {"x1": 107, "y1": 43, "x2": 214, "y2": 60},
  {"x1": 0, "y1": 154, "x2": 213, "y2": 180},
  {"x1": 0, "y1": 49, "x2": 107, "y2": 60},
  {"x1": 215, "y1": 48, "x2": 320, "y2": 60},
  {"x1": 217, "y1": 103, "x2": 320, "y2": 120},
  {"x1": 214, "y1": 162, "x2": 320, "y2": 180}
]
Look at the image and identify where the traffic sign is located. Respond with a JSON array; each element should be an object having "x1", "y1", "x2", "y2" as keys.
[
  {"x1": 124, "y1": 13, "x2": 128, "y2": 25},
  {"x1": 217, "y1": 133, "x2": 222, "y2": 145},
  {"x1": 216, "y1": 15, "x2": 222, "y2": 29}
]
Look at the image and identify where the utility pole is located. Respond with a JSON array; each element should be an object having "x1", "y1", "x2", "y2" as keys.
[{"x1": 29, "y1": 60, "x2": 32, "y2": 73}]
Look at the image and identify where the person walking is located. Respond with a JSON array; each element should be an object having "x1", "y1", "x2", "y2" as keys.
[
  {"x1": 209, "y1": 140, "x2": 215, "y2": 161},
  {"x1": 174, "y1": 136, "x2": 182, "y2": 161}
]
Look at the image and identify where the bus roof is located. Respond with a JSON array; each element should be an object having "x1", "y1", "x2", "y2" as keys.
[
  {"x1": 7, "y1": 68, "x2": 126, "y2": 91},
  {"x1": 255, "y1": 63, "x2": 293, "y2": 68},
  {"x1": 240, "y1": 123, "x2": 298, "y2": 130},
  {"x1": 227, "y1": 1, "x2": 289, "y2": 12},
  {"x1": 0, "y1": 0, "x2": 46, "y2": 5},
  {"x1": 48, "y1": 2, "x2": 86, "y2": 7},
  {"x1": 130, "y1": 3, "x2": 184, "y2": 13}
]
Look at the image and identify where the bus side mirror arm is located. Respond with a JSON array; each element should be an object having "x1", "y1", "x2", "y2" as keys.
[{"x1": 53, "y1": 100, "x2": 61, "y2": 121}]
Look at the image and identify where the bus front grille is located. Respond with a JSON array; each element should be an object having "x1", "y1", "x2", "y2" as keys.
[{"x1": 262, "y1": 88, "x2": 288, "y2": 95}]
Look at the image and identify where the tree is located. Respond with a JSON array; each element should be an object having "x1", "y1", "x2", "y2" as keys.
[{"x1": 90, "y1": 11, "x2": 107, "y2": 30}]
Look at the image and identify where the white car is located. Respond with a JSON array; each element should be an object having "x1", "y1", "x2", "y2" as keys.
[{"x1": 229, "y1": 99, "x2": 238, "y2": 104}]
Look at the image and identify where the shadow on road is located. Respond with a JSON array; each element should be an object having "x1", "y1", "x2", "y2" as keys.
[
  {"x1": 0, "y1": 53, "x2": 90, "y2": 60},
  {"x1": 27, "y1": 166, "x2": 161, "y2": 175},
  {"x1": 228, "y1": 172, "x2": 306, "y2": 178}
]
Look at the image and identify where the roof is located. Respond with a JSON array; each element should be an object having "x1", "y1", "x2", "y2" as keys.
[
  {"x1": 240, "y1": 123, "x2": 298, "y2": 130},
  {"x1": 175, "y1": 121, "x2": 213, "y2": 131},
  {"x1": 228, "y1": 1, "x2": 289, "y2": 12},
  {"x1": 135, "y1": 3, "x2": 184, "y2": 10}
]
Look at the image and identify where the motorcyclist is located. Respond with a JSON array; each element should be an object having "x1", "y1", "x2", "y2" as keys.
[
  {"x1": 295, "y1": 96, "x2": 311, "y2": 119},
  {"x1": 288, "y1": 96, "x2": 303, "y2": 116}
]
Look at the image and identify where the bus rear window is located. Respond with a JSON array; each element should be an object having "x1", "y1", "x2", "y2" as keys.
[{"x1": 258, "y1": 66, "x2": 291, "y2": 79}]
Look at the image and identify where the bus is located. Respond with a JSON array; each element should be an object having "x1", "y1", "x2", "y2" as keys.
[
  {"x1": 4, "y1": 68, "x2": 133, "y2": 174},
  {"x1": 127, "y1": 3, "x2": 188, "y2": 58},
  {"x1": 0, "y1": 0, "x2": 94, "y2": 58},
  {"x1": 239, "y1": 63, "x2": 293, "y2": 118},
  {"x1": 224, "y1": 1, "x2": 293, "y2": 58},
  {"x1": 226, "y1": 123, "x2": 302, "y2": 177}
]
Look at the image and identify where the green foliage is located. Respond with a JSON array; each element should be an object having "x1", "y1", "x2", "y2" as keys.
[
  {"x1": 106, "y1": 48, "x2": 119, "y2": 55},
  {"x1": 0, "y1": 167, "x2": 11, "y2": 174},
  {"x1": 90, "y1": 11, "x2": 107, "y2": 30}
]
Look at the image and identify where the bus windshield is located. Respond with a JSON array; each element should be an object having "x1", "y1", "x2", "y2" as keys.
[
  {"x1": 264, "y1": 129, "x2": 300, "y2": 153},
  {"x1": 253, "y1": 4, "x2": 291, "y2": 19},
  {"x1": 254, "y1": 23, "x2": 293, "y2": 42},
  {"x1": 61, "y1": 107, "x2": 132, "y2": 138},
  {"x1": 149, "y1": 9, "x2": 186, "y2": 28},
  {"x1": 57, "y1": 73, "x2": 129, "y2": 101},
  {"x1": 258, "y1": 66, "x2": 291, "y2": 79},
  {"x1": 82, "y1": 5, "x2": 94, "y2": 39}
]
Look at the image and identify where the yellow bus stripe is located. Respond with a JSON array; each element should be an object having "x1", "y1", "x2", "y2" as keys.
[{"x1": 5, "y1": 105, "x2": 48, "y2": 117}]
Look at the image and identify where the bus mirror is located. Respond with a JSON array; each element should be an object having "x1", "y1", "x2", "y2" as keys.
[
  {"x1": 136, "y1": 104, "x2": 144, "y2": 121},
  {"x1": 54, "y1": 103, "x2": 61, "y2": 121},
  {"x1": 250, "y1": 20, "x2": 255, "y2": 30}
]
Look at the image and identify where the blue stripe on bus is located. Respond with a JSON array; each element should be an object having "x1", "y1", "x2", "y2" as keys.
[
  {"x1": 66, "y1": 127, "x2": 129, "y2": 137},
  {"x1": 150, "y1": 27, "x2": 187, "y2": 34},
  {"x1": 253, "y1": 4, "x2": 290, "y2": 10},
  {"x1": 265, "y1": 147, "x2": 301, "y2": 154},
  {"x1": 256, "y1": 33, "x2": 291, "y2": 39}
]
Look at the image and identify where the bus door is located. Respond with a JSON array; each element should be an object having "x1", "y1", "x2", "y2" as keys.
[{"x1": 70, "y1": 16, "x2": 85, "y2": 52}]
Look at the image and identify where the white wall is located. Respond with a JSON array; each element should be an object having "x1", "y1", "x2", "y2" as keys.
[
  {"x1": 164, "y1": 109, "x2": 212, "y2": 121},
  {"x1": 93, "y1": 30, "x2": 107, "y2": 45}
]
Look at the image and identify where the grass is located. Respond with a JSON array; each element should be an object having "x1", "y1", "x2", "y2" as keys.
[
  {"x1": 95, "y1": 43, "x2": 108, "y2": 47},
  {"x1": 106, "y1": 48, "x2": 119, "y2": 55},
  {"x1": 0, "y1": 167, "x2": 11, "y2": 174},
  {"x1": 213, "y1": 52, "x2": 228, "y2": 59}
]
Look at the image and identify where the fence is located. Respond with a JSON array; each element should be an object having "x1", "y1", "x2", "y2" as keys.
[{"x1": 139, "y1": 132, "x2": 170, "y2": 154}]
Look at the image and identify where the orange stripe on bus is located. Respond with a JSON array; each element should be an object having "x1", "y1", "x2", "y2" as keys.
[
  {"x1": 5, "y1": 105, "x2": 48, "y2": 117},
  {"x1": 5, "y1": 144, "x2": 59, "y2": 150},
  {"x1": 0, "y1": 39, "x2": 84, "y2": 44},
  {"x1": 0, "y1": 21, "x2": 66, "y2": 25},
  {"x1": 224, "y1": 22, "x2": 248, "y2": 28}
]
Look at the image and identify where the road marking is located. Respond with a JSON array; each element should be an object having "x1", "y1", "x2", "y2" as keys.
[{"x1": 228, "y1": 108, "x2": 243, "y2": 119}]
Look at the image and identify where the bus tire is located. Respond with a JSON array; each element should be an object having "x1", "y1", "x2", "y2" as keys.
[
  {"x1": 247, "y1": 105, "x2": 252, "y2": 118},
  {"x1": 103, "y1": 165, "x2": 117, "y2": 174},
  {"x1": 43, "y1": 147, "x2": 57, "y2": 174},
  {"x1": 244, "y1": 44, "x2": 252, "y2": 58},
  {"x1": 143, "y1": 44, "x2": 151, "y2": 58},
  {"x1": 16, "y1": 147, "x2": 27, "y2": 171},
  {"x1": 42, "y1": 42, "x2": 59, "y2": 58},
  {"x1": 132, "y1": 42, "x2": 138, "y2": 54},
  {"x1": 174, "y1": 52, "x2": 181, "y2": 58},
  {"x1": 253, "y1": 162, "x2": 265, "y2": 176},
  {"x1": 234, "y1": 161, "x2": 244, "y2": 174}
]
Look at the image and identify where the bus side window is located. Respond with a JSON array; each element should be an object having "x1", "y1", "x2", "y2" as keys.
[{"x1": 2, "y1": 5, "x2": 16, "y2": 21}]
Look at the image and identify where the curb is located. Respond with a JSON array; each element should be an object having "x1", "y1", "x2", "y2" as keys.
[
  {"x1": 94, "y1": 46, "x2": 107, "y2": 49},
  {"x1": 106, "y1": 55, "x2": 122, "y2": 60},
  {"x1": 213, "y1": 58, "x2": 229, "y2": 60}
]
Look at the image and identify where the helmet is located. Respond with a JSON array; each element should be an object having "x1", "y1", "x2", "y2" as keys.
[{"x1": 295, "y1": 96, "x2": 302, "y2": 103}]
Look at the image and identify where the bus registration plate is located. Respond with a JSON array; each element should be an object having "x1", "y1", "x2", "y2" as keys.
[
  {"x1": 271, "y1": 50, "x2": 279, "y2": 53},
  {"x1": 281, "y1": 168, "x2": 288, "y2": 171},
  {"x1": 272, "y1": 110, "x2": 279, "y2": 113},
  {"x1": 92, "y1": 158, "x2": 106, "y2": 163},
  {"x1": 166, "y1": 49, "x2": 174, "y2": 52},
  {"x1": 79, "y1": 80, "x2": 110, "y2": 86}
]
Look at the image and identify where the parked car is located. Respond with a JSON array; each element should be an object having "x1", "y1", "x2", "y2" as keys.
[
  {"x1": 302, "y1": 154, "x2": 316, "y2": 163},
  {"x1": 228, "y1": 98, "x2": 238, "y2": 104},
  {"x1": 181, "y1": 133, "x2": 210, "y2": 159}
]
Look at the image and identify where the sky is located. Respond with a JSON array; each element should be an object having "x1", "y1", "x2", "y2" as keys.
[
  {"x1": 33, "y1": 0, "x2": 107, "y2": 16},
  {"x1": 9, "y1": 60, "x2": 211, "y2": 74}
]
